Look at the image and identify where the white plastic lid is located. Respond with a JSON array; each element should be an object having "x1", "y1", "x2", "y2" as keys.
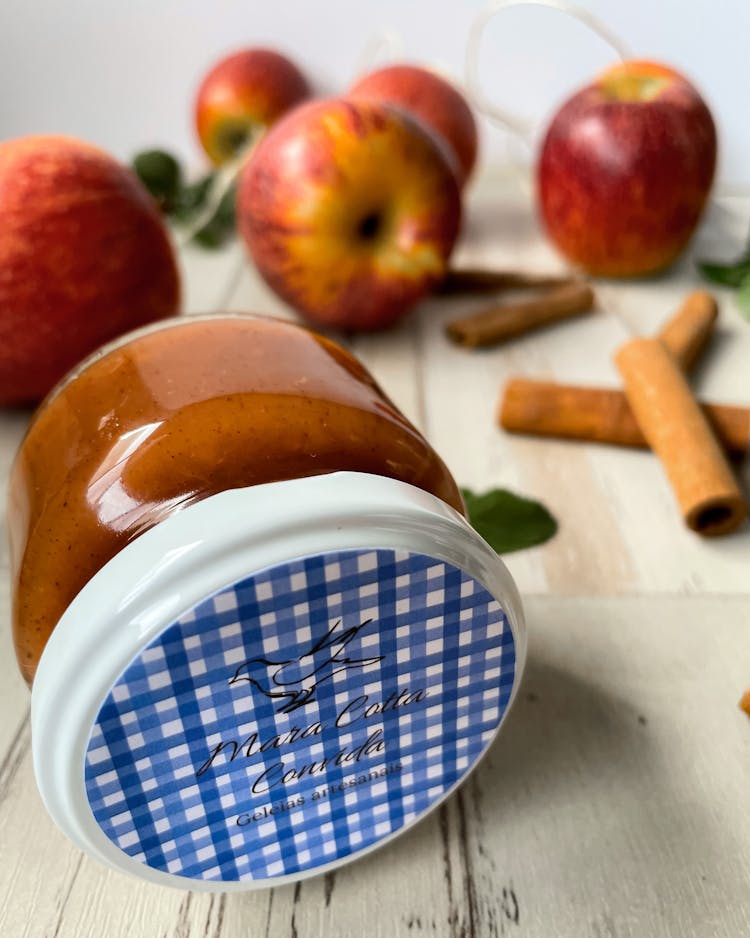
[{"x1": 31, "y1": 471, "x2": 525, "y2": 890}]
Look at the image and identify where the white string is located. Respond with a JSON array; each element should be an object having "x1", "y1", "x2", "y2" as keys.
[
  {"x1": 354, "y1": 30, "x2": 405, "y2": 78},
  {"x1": 182, "y1": 8, "x2": 633, "y2": 249},
  {"x1": 177, "y1": 131, "x2": 263, "y2": 248},
  {"x1": 465, "y1": 0, "x2": 631, "y2": 144},
  {"x1": 183, "y1": 29, "x2": 403, "y2": 250}
]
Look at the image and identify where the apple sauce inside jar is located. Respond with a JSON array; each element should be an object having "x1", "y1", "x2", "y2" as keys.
[{"x1": 8, "y1": 314, "x2": 464, "y2": 685}]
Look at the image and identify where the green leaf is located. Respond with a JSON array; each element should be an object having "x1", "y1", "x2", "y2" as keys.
[
  {"x1": 736, "y1": 273, "x2": 750, "y2": 319},
  {"x1": 698, "y1": 258, "x2": 750, "y2": 287},
  {"x1": 131, "y1": 153, "x2": 238, "y2": 247},
  {"x1": 461, "y1": 487, "x2": 558, "y2": 554},
  {"x1": 132, "y1": 149, "x2": 182, "y2": 212},
  {"x1": 171, "y1": 174, "x2": 214, "y2": 221},
  {"x1": 698, "y1": 229, "x2": 750, "y2": 287}
]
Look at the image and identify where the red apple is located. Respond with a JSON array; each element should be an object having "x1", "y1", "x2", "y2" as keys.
[
  {"x1": 0, "y1": 136, "x2": 180, "y2": 405},
  {"x1": 237, "y1": 98, "x2": 462, "y2": 332},
  {"x1": 538, "y1": 60, "x2": 717, "y2": 278},
  {"x1": 350, "y1": 64, "x2": 478, "y2": 186},
  {"x1": 195, "y1": 48, "x2": 310, "y2": 165}
]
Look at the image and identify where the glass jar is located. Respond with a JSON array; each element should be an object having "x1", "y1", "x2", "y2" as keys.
[{"x1": 8, "y1": 314, "x2": 524, "y2": 889}]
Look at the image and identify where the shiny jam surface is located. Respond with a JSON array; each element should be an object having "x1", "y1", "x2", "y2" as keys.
[{"x1": 9, "y1": 315, "x2": 463, "y2": 684}]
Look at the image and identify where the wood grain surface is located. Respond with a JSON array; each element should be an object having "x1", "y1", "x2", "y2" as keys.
[{"x1": 1, "y1": 171, "x2": 748, "y2": 937}]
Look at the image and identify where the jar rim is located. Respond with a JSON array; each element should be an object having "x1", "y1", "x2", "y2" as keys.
[{"x1": 31, "y1": 471, "x2": 525, "y2": 890}]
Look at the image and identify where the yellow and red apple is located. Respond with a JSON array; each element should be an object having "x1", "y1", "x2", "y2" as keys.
[
  {"x1": 538, "y1": 60, "x2": 717, "y2": 277},
  {"x1": 0, "y1": 136, "x2": 180, "y2": 404},
  {"x1": 237, "y1": 98, "x2": 462, "y2": 331},
  {"x1": 195, "y1": 48, "x2": 310, "y2": 165},
  {"x1": 350, "y1": 64, "x2": 478, "y2": 186}
]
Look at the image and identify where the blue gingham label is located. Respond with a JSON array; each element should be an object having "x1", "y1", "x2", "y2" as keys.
[{"x1": 85, "y1": 549, "x2": 515, "y2": 882}]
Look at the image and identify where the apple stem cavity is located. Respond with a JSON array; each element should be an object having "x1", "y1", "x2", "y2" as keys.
[
  {"x1": 215, "y1": 123, "x2": 253, "y2": 160},
  {"x1": 600, "y1": 73, "x2": 670, "y2": 103},
  {"x1": 358, "y1": 212, "x2": 382, "y2": 242}
]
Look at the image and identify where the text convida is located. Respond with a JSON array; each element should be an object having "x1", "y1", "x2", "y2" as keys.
[{"x1": 194, "y1": 617, "x2": 428, "y2": 794}]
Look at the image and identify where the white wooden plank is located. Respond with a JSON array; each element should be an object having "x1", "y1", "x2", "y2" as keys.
[
  {"x1": 1, "y1": 597, "x2": 746, "y2": 937},
  {"x1": 421, "y1": 173, "x2": 750, "y2": 595},
  {"x1": 463, "y1": 595, "x2": 750, "y2": 938},
  {"x1": 0, "y1": 410, "x2": 31, "y2": 574},
  {"x1": 223, "y1": 255, "x2": 301, "y2": 321},
  {"x1": 260, "y1": 807, "x2": 462, "y2": 938},
  {"x1": 178, "y1": 239, "x2": 246, "y2": 315}
]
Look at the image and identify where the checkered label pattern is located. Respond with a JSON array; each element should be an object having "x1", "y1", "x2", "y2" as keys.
[{"x1": 85, "y1": 549, "x2": 515, "y2": 882}]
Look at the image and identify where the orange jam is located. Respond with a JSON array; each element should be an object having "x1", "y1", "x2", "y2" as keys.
[{"x1": 8, "y1": 315, "x2": 463, "y2": 684}]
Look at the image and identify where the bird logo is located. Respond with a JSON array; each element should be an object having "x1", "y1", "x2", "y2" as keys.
[{"x1": 228, "y1": 617, "x2": 384, "y2": 714}]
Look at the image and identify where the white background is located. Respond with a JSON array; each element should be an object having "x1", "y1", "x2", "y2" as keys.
[{"x1": 1, "y1": 0, "x2": 748, "y2": 187}]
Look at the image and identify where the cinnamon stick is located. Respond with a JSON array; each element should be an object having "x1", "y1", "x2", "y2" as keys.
[
  {"x1": 658, "y1": 289, "x2": 718, "y2": 371},
  {"x1": 446, "y1": 281, "x2": 594, "y2": 348},
  {"x1": 499, "y1": 379, "x2": 750, "y2": 458},
  {"x1": 498, "y1": 290, "x2": 734, "y2": 450},
  {"x1": 438, "y1": 268, "x2": 573, "y2": 296},
  {"x1": 615, "y1": 338, "x2": 747, "y2": 536}
]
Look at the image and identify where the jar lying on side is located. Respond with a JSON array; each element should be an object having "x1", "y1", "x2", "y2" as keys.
[{"x1": 8, "y1": 314, "x2": 525, "y2": 890}]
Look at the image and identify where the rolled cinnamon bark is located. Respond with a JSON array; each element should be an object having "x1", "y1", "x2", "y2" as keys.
[
  {"x1": 615, "y1": 338, "x2": 747, "y2": 536},
  {"x1": 446, "y1": 281, "x2": 594, "y2": 348},
  {"x1": 658, "y1": 289, "x2": 718, "y2": 371},
  {"x1": 498, "y1": 290, "x2": 735, "y2": 450},
  {"x1": 438, "y1": 268, "x2": 573, "y2": 295},
  {"x1": 499, "y1": 379, "x2": 750, "y2": 458}
]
